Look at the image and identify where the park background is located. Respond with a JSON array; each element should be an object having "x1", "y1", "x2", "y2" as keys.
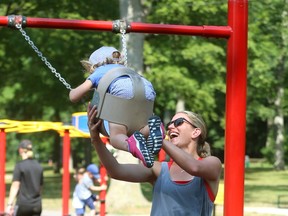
[{"x1": 1, "y1": 0, "x2": 288, "y2": 215}]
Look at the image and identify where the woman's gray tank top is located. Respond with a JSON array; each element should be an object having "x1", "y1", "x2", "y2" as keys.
[{"x1": 150, "y1": 162, "x2": 213, "y2": 216}]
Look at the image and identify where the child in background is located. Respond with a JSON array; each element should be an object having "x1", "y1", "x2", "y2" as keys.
[
  {"x1": 72, "y1": 168, "x2": 85, "y2": 216},
  {"x1": 75, "y1": 164, "x2": 106, "y2": 216},
  {"x1": 69, "y1": 46, "x2": 165, "y2": 167}
]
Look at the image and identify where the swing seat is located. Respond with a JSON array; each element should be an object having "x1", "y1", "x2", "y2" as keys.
[{"x1": 90, "y1": 67, "x2": 154, "y2": 137}]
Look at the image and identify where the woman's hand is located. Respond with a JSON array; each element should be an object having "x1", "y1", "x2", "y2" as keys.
[{"x1": 87, "y1": 103, "x2": 102, "y2": 142}]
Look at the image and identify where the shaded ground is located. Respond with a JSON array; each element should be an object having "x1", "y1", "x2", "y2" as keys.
[{"x1": 42, "y1": 206, "x2": 288, "y2": 216}]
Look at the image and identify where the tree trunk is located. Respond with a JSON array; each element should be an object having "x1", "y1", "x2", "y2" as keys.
[
  {"x1": 273, "y1": 5, "x2": 287, "y2": 170},
  {"x1": 273, "y1": 87, "x2": 284, "y2": 170},
  {"x1": 105, "y1": 0, "x2": 151, "y2": 213},
  {"x1": 264, "y1": 117, "x2": 274, "y2": 162},
  {"x1": 119, "y1": 0, "x2": 144, "y2": 74},
  {"x1": 53, "y1": 134, "x2": 61, "y2": 173},
  {"x1": 176, "y1": 98, "x2": 185, "y2": 112}
]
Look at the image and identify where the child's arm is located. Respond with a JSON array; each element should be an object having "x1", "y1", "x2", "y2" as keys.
[
  {"x1": 89, "y1": 184, "x2": 107, "y2": 192},
  {"x1": 69, "y1": 80, "x2": 93, "y2": 103}
]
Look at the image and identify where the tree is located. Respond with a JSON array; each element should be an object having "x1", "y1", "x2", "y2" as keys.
[
  {"x1": 0, "y1": 0, "x2": 120, "y2": 169},
  {"x1": 273, "y1": 1, "x2": 287, "y2": 170},
  {"x1": 143, "y1": 0, "x2": 228, "y2": 155},
  {"x1": 1, "y1": 0, "x2": 287, "y2": 175},
  {"x1": 247, "y1": 0, "x2": 287, "y2": 169}
]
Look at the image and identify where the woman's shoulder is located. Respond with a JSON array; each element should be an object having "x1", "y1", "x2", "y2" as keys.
[
  {"x1": 152, "y1": 161, "x2": 168, "y2": 176},
  {"x1": 203, "y1": 155, "x2": 222, "y2": 164}
]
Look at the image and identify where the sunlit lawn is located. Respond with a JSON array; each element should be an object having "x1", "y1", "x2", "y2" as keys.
[
  {"x1": 244, "y1": 162, "x2": 288, "y2": 207},
  {"x1": 214, "y1": 162, "x2": 288, "y2": 216}
]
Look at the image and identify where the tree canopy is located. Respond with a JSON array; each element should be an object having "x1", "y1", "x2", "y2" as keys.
[{"x1": 0, "y1": 0, "x2": 287, "y2": 169}]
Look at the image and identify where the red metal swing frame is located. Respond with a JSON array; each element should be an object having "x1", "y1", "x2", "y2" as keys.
[{"x1": 0, "y1": 0, "x2": 248, "y2": 215}]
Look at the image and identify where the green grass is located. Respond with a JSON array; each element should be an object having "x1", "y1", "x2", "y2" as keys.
[
  {"x1": 5, "y1": 161, "x2": 288, "y2": 214},
  {"x1": 244, "y1": 164, "x2": 288, "y2": 207},
  {"x1": 214, "y1": 162, "x2": 288, "y2": 216}
]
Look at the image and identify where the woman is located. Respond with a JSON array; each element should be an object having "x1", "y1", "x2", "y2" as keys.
[{"x1": 87, "y1": 105, "x2": 222, "y2": 216}]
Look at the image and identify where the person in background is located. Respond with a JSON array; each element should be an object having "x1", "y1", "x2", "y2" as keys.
[
  {"x1": 5, "y1": 139, "x2": 44, "y2": 216},
  {"x1": 88, "y1": 105, "x2": 222, "y2": 216},
  {"x1": 72, "y1": 168, "x2": 86, "y2": 216},
  {"x1": 75, "y1": 164, "x2": 107, "y2": 216},
  {"x1": 69, "y1": 46, "x2": 165, "y2": 168}
]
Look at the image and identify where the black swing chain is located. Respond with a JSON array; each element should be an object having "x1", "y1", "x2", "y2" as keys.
[{"x1": 15, "y1": 21, "x2": 129, "y2": 110}]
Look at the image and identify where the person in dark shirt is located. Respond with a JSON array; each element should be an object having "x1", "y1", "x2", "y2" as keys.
[{"x1": 5, "y1": 139, "x2": 44, "y2": 216}]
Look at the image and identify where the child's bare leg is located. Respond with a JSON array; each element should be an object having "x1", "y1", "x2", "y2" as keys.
[
  {"x1": 109, "y1": 123, "x2": 154, "y2": 167},
  {"x1": 109, "y1": 122, "x2": 129, "y2": 152},
  {"x1": 139, "y1": 125, "x2": 150, "y2": 138}
]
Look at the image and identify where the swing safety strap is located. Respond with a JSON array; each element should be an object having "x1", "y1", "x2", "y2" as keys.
[{"x1": 91, "y1": 67, "x2": 154, "y2": 136}]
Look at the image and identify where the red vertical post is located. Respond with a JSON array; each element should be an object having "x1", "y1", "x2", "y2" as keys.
[
  {"x1": 99, "y1": 136, "x2": 108, "y2": 216},
  {"x1": 224, "y1": 1, "x2": 248, "y2": 216},
  {"x1": 99, "y1": 164, "x2": 107, "y2": 216},
  {"x1": 62, "y1": 128, "x2": 71, "y2": 216},
  {"x1": 0, "y1": 128, "x2": 6, "y2": 215}
]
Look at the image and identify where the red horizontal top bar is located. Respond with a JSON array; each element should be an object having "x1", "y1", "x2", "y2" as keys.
[
  {"x1": 27, "y1": 18, "x2": 113, "y2": 31},
  {"x1": 130, "y1": 22, "x2": 232, "y2": 38},
  {"x1": 0, "y1": 16, "x2": 232, "y2": 38}
]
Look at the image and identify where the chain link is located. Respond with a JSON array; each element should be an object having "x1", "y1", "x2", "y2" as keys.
[
  {"x1": 120, "y1": 28, "x2": 128, "y2": 67},
  {"x1": 15, "y1": 24, "x2": 72, "y2": 90}
]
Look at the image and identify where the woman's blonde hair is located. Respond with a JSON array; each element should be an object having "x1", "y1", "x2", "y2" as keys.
[
  {"x1": 80, "y1": 51, "x2": 125, "y2": 74},
  {"x1": 179, "y1": 111, "x2": 211, "y2": 157}
]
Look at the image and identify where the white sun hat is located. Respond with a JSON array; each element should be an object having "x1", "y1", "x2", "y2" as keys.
[{"x1": 89, "y1": 46, "x2": 120, "y2": 65}]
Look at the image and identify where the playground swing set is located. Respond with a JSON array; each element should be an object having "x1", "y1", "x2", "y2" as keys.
[{"x1": 0, "y1": 0, "x2": 248, "y2": 216}]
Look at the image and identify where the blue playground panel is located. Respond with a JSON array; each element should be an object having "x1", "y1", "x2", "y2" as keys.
[{"x1": 72, "y1": 112, "x2": 89, "y2": 133}]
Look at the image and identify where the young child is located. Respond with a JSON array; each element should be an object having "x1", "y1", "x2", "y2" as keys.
[
  {"x1": 72, "y1": 168, "x2": 85, "y2": 216},
  {"x1": 75, "y1": 164, "x2": 107, "y2": 216},
  {"x1": 69, "y1": 46, "x2": 165, "y2": 167}
]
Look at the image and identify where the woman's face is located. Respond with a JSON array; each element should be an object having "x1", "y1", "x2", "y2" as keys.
[{"x1": 167, "y1": 113, "x2": 196, "y2": 147}]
